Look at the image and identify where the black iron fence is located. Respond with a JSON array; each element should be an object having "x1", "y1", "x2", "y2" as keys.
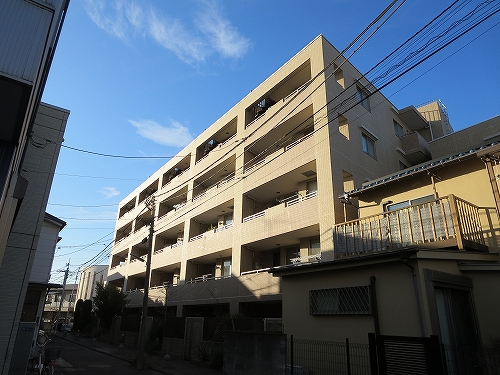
[{"x1": 288, "y1": 336, "x2": 371, "y2": 375}]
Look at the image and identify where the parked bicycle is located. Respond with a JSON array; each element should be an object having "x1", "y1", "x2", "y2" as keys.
[{"x1": 27, "y1": 330, "x2": 61, "y2": 375}]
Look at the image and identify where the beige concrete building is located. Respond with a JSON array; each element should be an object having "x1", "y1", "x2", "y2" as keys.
[
  {"x1": 107, "y1": 35, "x2": 453, "y2": 318},
  {"x1": 76, "y1": 265, "x2": 108, "y2": 301}
]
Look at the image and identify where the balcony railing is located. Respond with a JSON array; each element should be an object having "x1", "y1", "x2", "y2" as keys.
[
  {"x1": 153, "y1": 241, "x2": 183, "y2": 255},
  {"x1": 243, "y1": 210, "x2": 266, "y2": 223},
  {"x1": 333, "y1": 195, "x2": 487, "y2": 258}
]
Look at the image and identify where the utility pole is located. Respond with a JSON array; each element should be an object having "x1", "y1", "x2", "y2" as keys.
[
  {"x1": 56, "y1": 262, "x2": 70, "y2": 328},
  {"x1": 136, "y1": 194, "x2": 155, "y2": 369}
]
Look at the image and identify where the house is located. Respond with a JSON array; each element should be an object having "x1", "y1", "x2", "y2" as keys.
[
  {"x1": 271, "y1": 117, "x2": 500, "y2": 373},
  {"x1": 0, "y1": 103, "x2": 69, "y2": 375},
  {"x1": 106, "y1": 35, "x2": 453, "y2": 319},
  {"x1": 44, "y1": 283, "x2": 77, "y2": 328}
]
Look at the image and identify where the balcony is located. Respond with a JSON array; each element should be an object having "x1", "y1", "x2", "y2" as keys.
[
  {"x1": 125, "y1": 269, "x2": 281, "y2": 308},
  {"x1": 333, "y1": 195, "x2": 488, "y2": 259}
]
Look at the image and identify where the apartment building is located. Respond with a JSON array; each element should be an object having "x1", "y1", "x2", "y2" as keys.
[
  {"x1": 107, "y1": 35, "x2": 451, "y2": 318},
  {"x1": 76, "y1": 265, "x2": 108, "y2": 301}
]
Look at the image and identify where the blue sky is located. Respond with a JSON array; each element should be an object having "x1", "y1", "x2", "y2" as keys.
[{"x1": 42, "y1": 0, "x2": 500, "y2": 283}]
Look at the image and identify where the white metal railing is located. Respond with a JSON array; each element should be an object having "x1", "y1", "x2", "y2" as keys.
[
  {"x1": 217, "y1": 175, "x2": 235, "y2": 188},
  {"x1": 153, "y1": 241, "x2": 184, "y2": 255},
  {"x1": 283, "y1": 80, "x2": 312, "y2": 102},
  {"x1": 245, "y1": 112, "x2": 266, "y2": 129},
  {"x1": 215, "y1": 223, "x2": 233, "y2": 233},
  {"x1": 284, "y1": 132, "x2": 313, "y2": 152},
  {"x1": 242, "y1": 210, "x2": 266, "y2": 223},
  {"x1": 162, "y1": 167, "x2": 190, "y2": 187},
  {"x1": 290, "y1": 254, "x2": 321, "y2": 264},
  {"x1": 186, "y1": 274, "x2": 232, "y2": 284},
  {"x1": 189, "y1": 233, "x2": 204, "y2": 242},
  {"x1": 220, "y1": 134, "x2": 236, "y2": 146},
  {"x1": 196, "y1": 153, "x2": 210, "y2": 165},
  {"x1": 241, "y1": 267, "x2": 272, "y2": 275},
  {"x1": 244, "y1": 158, "x2": 266, "y2": 173},
  {"x1": 285, "y1": 190, "x2": 318, "y2": 207},
  {"x1": 192, "y1": 190, "x2": 208, "y2": 202},
  {"x1": 174, "y1": 202, "x2": 186, "y2": 211}
]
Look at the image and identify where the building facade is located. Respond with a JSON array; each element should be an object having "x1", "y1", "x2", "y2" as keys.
[
  {"x1": 107, "y1": 35, "x2": 451, "y2": 318},
  {"x1": 0, "y1": 0, "x2": 69, "y2": 267},
  {"x1": 76, "y1": 265, "x2": 108, "y2": 301},
  {"x1": 272, "y1": 126, "x2": 500, "y2": 373},
  {"x1": 0, "y1": 103, "x2": 69, "y2": 374}
]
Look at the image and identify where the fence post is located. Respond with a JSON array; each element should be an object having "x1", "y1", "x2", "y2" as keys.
[
  {"x1": 290, "y1": 334, "x2": 294, "y2": 375},
  {"x1": 346, "y1": 338, "x2": 351, "y2": 375},
  {"x1": 368, "y1": 333, "x2": 378, "y2": 375}
]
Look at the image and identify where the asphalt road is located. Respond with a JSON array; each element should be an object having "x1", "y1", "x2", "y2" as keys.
[{"x1": 52, "y1": 338, "x2": 159, "y2": 375}]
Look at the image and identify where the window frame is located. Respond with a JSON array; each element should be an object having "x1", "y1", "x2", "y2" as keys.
[
  {"x1": 361, "y1": 132, "x2": 376, "y2": 159},
  {"x1": 309, "y1": 285, "x2": 372, "y2": 315},
  {"x1": 356, "y1": 85, "x2": 371, "y2": 111}
]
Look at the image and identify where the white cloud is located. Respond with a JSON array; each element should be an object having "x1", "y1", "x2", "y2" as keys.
[
  {"x1": 129, "y1": 119, "x2": 194, "y2": 147},
  {"x1": 195, "y1": 3, "x2": 250, "y2": 59},
  {"x1": 84, "y1": 0, "x2": 250, "y2": 63},
  {"x1": 100, "y1": 187, "x2": 120, "y2": 199}
]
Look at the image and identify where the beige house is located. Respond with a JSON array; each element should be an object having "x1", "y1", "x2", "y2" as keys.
[
  {"x1": 107, "y1": 35, "x2": 453, "y2": 317},
  {"x1": 271, "y1": 122, "x2": 500, "y2": 373}
]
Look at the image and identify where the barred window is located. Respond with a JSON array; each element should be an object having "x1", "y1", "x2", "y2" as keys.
[{"x1": 309, "y1": 286, "x2": 371, "y2": 315}]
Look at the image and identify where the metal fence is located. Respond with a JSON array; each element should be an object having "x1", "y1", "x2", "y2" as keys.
[
  {"x1": 443, "y1": 344, "x2": 500, "y2": 375},
  {"x1": 288, "y1": 337, "x2": 371, "y2": 375}
]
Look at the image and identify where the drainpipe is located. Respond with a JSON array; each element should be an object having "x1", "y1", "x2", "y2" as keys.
[
  {"x1": 401, "y1": 253, "x2": 425, "y2": 337},
  {"x1": 370, "y1": 276, "x2": 380, "y2": 336},
  {"x1": 481, "y1": 157, "x2": 500, "y2": 223}
]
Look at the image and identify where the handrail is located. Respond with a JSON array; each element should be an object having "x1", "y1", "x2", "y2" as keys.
[
  {"x1": 241, "y1": 267, "x2": 272, "y2": 275},
  {"x1": 215, "y1": 223, "x2": 233, "y2": 232},
  {"x1": 285, "y1": 190, "x2": 318, "y2": 207},
  {"x1": 245, "y1": 112, "x2": 266, "y2": 129},
  {"x1": 284, "y1": 132, "x2": 313, "y2": 151},
  {"x1": 243, "y1": 210, "x2": 266, "y2": 223},
  {"x1": 153, "y1": 241, "x2": 184, "y2": 255},
  {"x1": 189, "y1": 233, "x2": 204, "y2": 242},
  {"x1": 333, "y1": 194, "x2": 485, "y2": 258},
  {"x1": 244, "y1": 158, "x2": 266, "y2": 173}
]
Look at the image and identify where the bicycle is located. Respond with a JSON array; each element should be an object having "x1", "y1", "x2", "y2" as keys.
[{"x1": 27, "y1": 330, "x2": 61, "y2": 375}]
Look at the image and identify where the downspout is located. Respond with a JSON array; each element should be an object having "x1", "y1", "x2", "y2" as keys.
[
  {"x1": 370, "y1": 276, "x2": 380, "y2": 336},
  {"x1": 401, "y1": 254, "x2": 425, "y2": 337},
  {"x1": 481, "y1": 157, "x2": 500, "y2": 223}
]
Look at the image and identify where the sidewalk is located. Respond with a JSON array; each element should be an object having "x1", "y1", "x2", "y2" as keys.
[{"x1": 56, "y1": 332, "x2": 224, "y2": 375}]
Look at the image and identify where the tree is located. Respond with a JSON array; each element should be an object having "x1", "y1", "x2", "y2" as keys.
[{"x1": 92, "y1": 283, "x2": 129, "y2": 330}]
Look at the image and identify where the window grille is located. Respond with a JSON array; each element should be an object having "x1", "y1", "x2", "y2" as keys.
[{"x1": 310, "y1": 286, "x2": 371, "y2": 315}]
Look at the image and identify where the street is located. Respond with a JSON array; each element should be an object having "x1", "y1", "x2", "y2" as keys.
[{"x1": 51, "y1": 337, "x2": 159, "y2": 375}]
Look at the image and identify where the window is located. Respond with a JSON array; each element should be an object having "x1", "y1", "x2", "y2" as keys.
[
  {"x1": 356, "y1": 85, "x2": 370, "y2": 111},
  {"x1": 309, "y1": 238, "x2": 320, "y2": 256},
  {"x1": 386, "y1": 194, "x2": 434, "y2": 211},
  {"x1": 393, "y1": 120, "x2": 404, "y2": 138},
  {"x1": 310, "y1": 286, "x2": 371, "y2": 315},
  {"x1": 222, "y1": 259, "x2": 231, "y2": 277},
  {"x1": 338, "y1": 114, "x2": 349, "y2": 139},
  {"x1": 362, "y1": 133, "x2": 376, "y2": 159},
  {"x1": 306, "y1": 180, "x2": 317, "y2": 194},
  {"x1": 224, "y1": 213, "x2": 233, "y2": 226}
]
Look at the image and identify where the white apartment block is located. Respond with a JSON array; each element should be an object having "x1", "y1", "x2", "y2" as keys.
[
  {"x1": 107, "y1": 35, "x2": 450, "y2": 317},
  {"x1": 76, "y1": 265, "x2": 108, "y2": 301}
]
